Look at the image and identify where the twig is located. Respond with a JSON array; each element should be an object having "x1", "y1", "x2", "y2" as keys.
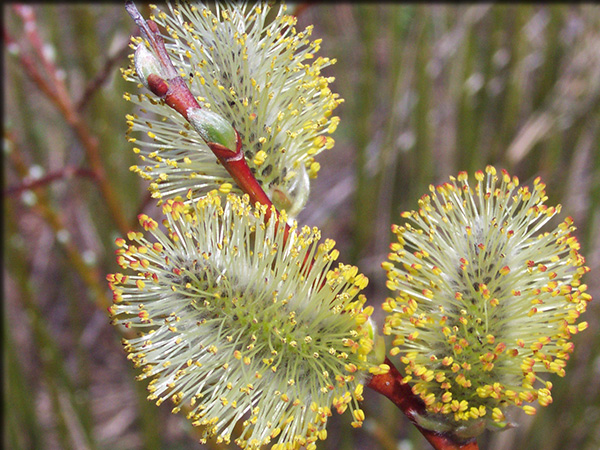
[
  {"x1": 6, "y1": 8, "x2": 131, "y2": 237},
  {"x1": 132, "y1": 190, "x2": 154, "y2": 226},
  {"x1": 13, "y1": 5, "x2": 71, "y2": 104},
  {"x1": 367, "y1": 358, "x2": 479, "y2": 450},
  {"x1": 76, "y1": 38, "x2": 135, "y2": 112},
  {"x1": 291, "y1": 2, "x2": 312, "y2": 18},
  {"x1": 4, "y1": 166, "x2": 98, "y2": 196},
  {"x1": 5, "y1": 132, "x2": 111, "y2": 312},
  {"x1": 6, "y1": 130, "x2": 157, "y2": 449}
]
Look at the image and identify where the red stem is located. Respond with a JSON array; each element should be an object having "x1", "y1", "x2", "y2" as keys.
[
  {"x1": 367, "y1": 358, "x2": 479, "y2": 450},
  {"x1": 145, "y1": 70, "x2": 277, "y2": 215},
  {"x1": 367, "y1": 357, "x2": 425, "y2": 418},
  {"x1": 206, "y1": 137, "x2": 274, "y2": 208}
]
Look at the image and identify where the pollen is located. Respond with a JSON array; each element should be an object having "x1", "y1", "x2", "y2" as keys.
[
  {"x1": 219, "y1": 183, "x2": 233, "y2": 194},
  {"x1": 382, "y1": 167, "x2": 591, "y2": 435},
  {"x1": 253, "y1": 150, "x2": 267, "y2": 166},
  {"x1": 108, "y1": 193, "x2": 372, "y2": 448}
]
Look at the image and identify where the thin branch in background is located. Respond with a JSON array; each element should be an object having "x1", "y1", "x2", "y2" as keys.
[
  {"x1": 4, "y1": 129, "x2": 163, "y2": 449},
  {"x1": 76, "y1": 37, "x2": 136, "y2": 112},
  {"x1": 4, "y1": 166, "x2": 99, "y2": 197},
  {"x1": 4, "y1": 132, "x2": 111, "y2": 311},
  {"x1": 131, "y1": 189, "x2": 154, "y2": 223},
  {"x1": 5, "y1": 4, "x2": 599, "y2": 450},
  {"x1": 12, "y1": 5, "x2": 72, "y2": 105},
  {"x1": 5, "y1": 7, "x2": 131, "y2": 236},
  {"x1": 291, "y1": 2, "x2": 311, "y2": 18}
]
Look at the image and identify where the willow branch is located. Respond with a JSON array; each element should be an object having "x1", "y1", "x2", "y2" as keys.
[
  {"x1": 5, "y1": 132, "x2": 111, "y2": 312},
  {"x1": 6, "y1": 8, "x2": 130, "y2": 236},
  {"x1": 77, "y1": 38, "x2": 134, "y2": 112},
  {"x1": 367, "y1": 358, "x2": 479, "y2": 450},
  {"x1": 124, "y1": 5, "x2": 478, "y2": 450}
]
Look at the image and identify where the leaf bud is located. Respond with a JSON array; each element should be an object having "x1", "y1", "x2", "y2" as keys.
[
  {"x1": 187, "y1": 107, "x2": 237, "y2": 152},
  {"x1": 134, "y1": 43, "x2": 166, "y2": 90}
]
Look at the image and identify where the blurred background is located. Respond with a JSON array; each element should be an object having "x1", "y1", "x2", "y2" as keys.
[{"x1": 4, "y1": 3, "x2": 600, "y2": 450}]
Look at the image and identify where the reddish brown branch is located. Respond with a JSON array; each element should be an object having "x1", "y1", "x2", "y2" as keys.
[
  {"x1": 77, "y1": 38, "x2": 135, "y2": 112},
  {"x1": 207, "y1": 136, "x2": 275, "y2": 209},
  {"x1": 4, "y1": 167, "x2": 98, "y2": 196},
  {"x1": 5, "y1": 134, "x2": 111, "y2": 311},
  {"x1": 367, "y1": 357, "x2": 426, "y2": 418},
  {"x1": 13, "y1": 5, "x2": 71, "y2": 103},
  {"x1": 422, "y1": 434, "x2": 479, "y2": 450},
  {"x1": 291, "y1": 2, "x2": 312, "y2": 18},
  {"x1": 367, "y1": 358, "x2": 479, "y2": 450},
  {"x1": 5, "y1": 9, "x2": 131, "y2": 236}
]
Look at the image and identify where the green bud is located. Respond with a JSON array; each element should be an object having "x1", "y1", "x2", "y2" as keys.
[
  {"x1": 269, "y1": 164, "x2": 310, "y2": 218},
  {"x1": 187, "y1": 107, "x2": 237, "y2": 151},
  {"x1": 365, "y1": 318, "x2": 387, "y2": 365},
  {"x1": 134, "y1": 44, "x2": 165, "y2": 89},
  {"x1": 412, "y1": 412, "x2": 453, "y2": 434}
]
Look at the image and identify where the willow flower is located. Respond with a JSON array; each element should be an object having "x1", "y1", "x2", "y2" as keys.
[
  {"x1": 108, "y1": 193, "x2": 372, "y2": 449},
  {"x1": 382, "y1": 166, "x2": 591, "y2": 438},
  {"x1": 123, "y1": 1, "x2": 342, "y2": 217}
]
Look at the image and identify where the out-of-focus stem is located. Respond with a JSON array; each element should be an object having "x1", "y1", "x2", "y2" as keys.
[
  {"x1": 6, "y1": 132, "x2": 161, "y2": 449},
  {"x1": 349, "y1": 4, "x2": 377, "y2": 264},
  {"x1": 6, "y1": 134, "x2": 110, "y2": 311},
  {"x1": 5, "y1": 9, "x2": 130, "y2": 236},
  {"x1": 5, "y1": 205, "x2": 98, "y2": 450},
  {"x1": 4, "y1": 166, "x2": 98, "y2": 196},
  {"x1": 4, "y1": 315, "x2": 45, "y2": 449},
  {"x1": 77, "y1": 38, "x2": 134, "y2": 111}
]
